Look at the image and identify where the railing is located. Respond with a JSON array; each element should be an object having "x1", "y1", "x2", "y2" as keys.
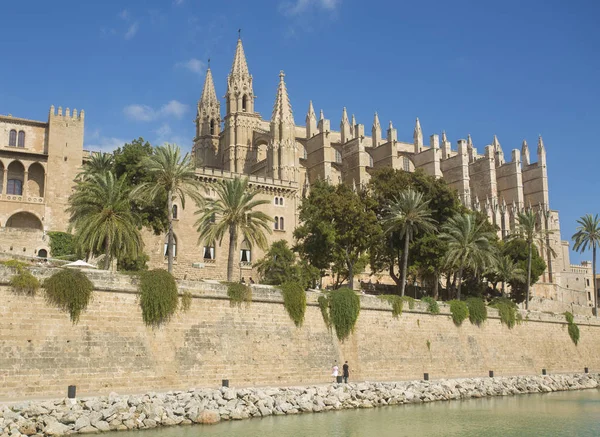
[{"x1": 240, "y1": 261, "x2": 253, "y2": 269}]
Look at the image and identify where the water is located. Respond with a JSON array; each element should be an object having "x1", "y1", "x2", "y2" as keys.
[{"x1": 103, "y1": 389, "x2": 600, "y2": 437}]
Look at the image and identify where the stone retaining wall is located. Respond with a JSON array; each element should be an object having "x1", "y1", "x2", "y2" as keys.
[
  {"x1": 2, "y1": 266, "x2": 600, "y2": 400},
  {"x1": 1, "y1": 374, "x2": 599, "y2": 436}
]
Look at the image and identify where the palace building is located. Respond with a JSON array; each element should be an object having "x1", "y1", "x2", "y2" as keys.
[{"x1": 0, "y1": 37, "x2": 593, "y2": 305}]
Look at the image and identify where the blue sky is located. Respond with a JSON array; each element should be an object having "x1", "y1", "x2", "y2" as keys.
[{"x1": 1, "y1": 0, "x2": 599, "y2": 263}]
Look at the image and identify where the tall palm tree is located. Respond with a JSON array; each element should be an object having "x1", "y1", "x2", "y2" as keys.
[
  {"x1": 493, "y1": 255, "x2": 526, "y2": 296},
  {"x1": 68, "y1": 172, "x2": 142, "y2": 270},
  {"x1": 439, "y1": 213, "x2": 496, "y2": 300},
  {"x1": 196, "y1": 177, "x2": 272, "y2": 282},
  {"x1": 513, "y1": 210, "x2": 555, "y2": 310},
  {"x1": 383, "y1": 188, "x2": 437, "y2": 296},
  {"x1": 132, "y1": 144, "x2": 201, "y2": 273},
  {"x1": 572, "y1": 214, "x2": 600, "y2": 314},
  {"x1": 78, "y1": 152, "x2": 114, "y2": 180}
]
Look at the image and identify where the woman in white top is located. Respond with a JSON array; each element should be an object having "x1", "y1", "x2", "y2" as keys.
[{"x1": 332, "y1": 362, "x2": 339, "y2": 383}]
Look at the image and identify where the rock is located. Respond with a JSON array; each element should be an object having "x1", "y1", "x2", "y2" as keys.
[
  {"x1": 196, "y1": 410, "x2": 220, "y2": 425},
  {"x1": 43, "y1": 422, "x2": 70, "y2": 436},
  {"x1": 78, "y1": 425, "x2": 99, "y2": 434}
]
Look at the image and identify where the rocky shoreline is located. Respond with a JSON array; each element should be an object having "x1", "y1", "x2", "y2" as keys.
[{"x1": 1, "y1": 373, "x2": 599, "y2": 436}]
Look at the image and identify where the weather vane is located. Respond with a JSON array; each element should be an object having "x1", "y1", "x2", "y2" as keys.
[{"x1": 238, "y1": 28, "x2": 241, "y2": 39}]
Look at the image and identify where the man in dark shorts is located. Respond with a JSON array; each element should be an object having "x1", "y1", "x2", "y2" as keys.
[{"x1": 343, "y1": 361, "x2": 349, "y2": 383}]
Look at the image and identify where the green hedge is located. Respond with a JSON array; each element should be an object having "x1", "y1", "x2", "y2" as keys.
[
  {"x1": 43, "y1": 269, "x2": 94, "y2": 324},
  {"x1": 317, "y1": 294, "x2": 331, "y2": 330},
  {"x1": 139, "y1": 269, "x2": 179, "y2": 327},
  {"x1": 565, "y1": 312, "x2": 579, "y2": 345},
  {"x1": 466, "y1": 297, "x2": 488, "y2": 325},
  {"x1": 422, "y1": 296, "x2": 440, "y2": 314},
  {"x1": 227, "y1": 282, "x2": 252, "y2": 307},
  {"x1": 280, "y1": 282, "x2": 306, "y2": 327},
  {"x1": 10, "y1": 270, "x2": 40, "y2": 296},
  {"x1": 490, "y1": 297, "x2": 518, "y2": 329},
  {"x1": 449, "y1": 300, "x2": 469, "y2": 326},
  {"x1": 329, "y1": 288, "x2": 361, "y2": 341}
]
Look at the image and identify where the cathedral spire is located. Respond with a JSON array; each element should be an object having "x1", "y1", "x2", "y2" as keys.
[
  {"x1": 341, "y1": 107, "x2": 351, "y2": 143},
  {"x1": 537, "y1": 135, "x2": 546, "y2": 165},
  {"x1": 271, "y1": 70, "x2": 293, "y2": 125},
  {"x1": 306, "y1": 101, "x2": 317, "y2": 137},
  {"x1": 193, "y1": 66, "x2": 221, "y2": 167},
  {"x1": 521, "y1": 139, "x2": 530, "y2": 166},
  {"x1": 230, "y1": 37, "x2": 250, "y2": 77},
  {"x1": 372, "y1": 112, "x2": 381, "y2": 147},
  {"x1": 199, "y1": 66, "x2": 218, "y2": 111},
  {"x1": 467, "y1": 134, "x2": 473, "y2": 149},
  {"x1": 387, "y1": 120, "x2": 397, "y2": 142},
  {"x1": 413, "y1": 117, "x2": 423, "y2": 152}
]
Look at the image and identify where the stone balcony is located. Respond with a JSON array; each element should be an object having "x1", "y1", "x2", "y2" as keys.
[{"x1": 0, "y1": 194, "x2": 44, "y2": 203}]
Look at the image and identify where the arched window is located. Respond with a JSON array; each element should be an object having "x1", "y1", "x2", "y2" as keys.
[
  {"x1": 369, "y1": 155, "x2": 374, "y2": 167},
  {"x1": 242, "y1": 95, "x2": 247, "y2": 112},
  {"x1": 403, "y1": 156, "x2": 411, "y2": 172},
  {"x1": 7, "y1": 161, "x2": 24, "y2": 195},
  {"x1": 274, "y1": 216, "x2": 279, "y2": 230},
  {"x1": 172, "y1": 205, "x2": 178, "y2": 219},
  {"x1": 8, "y1": 130, "x2": 16, "y2": 147},
  {"x1": 17, "y1": 131, "x2": 25, "y2": 148},
  {"x1": 203, "y1": 243, "x2": 215, "y2": 260},
  {"x1": 275, "y1": 197, "x2": 279, "y2": 205},
  {"x1": 7, "y1": 179, "x2": 22, "y2": 195},
  {"x1": 280, "y1": 197, "x2": 284, "y2": 206},
  {"x1": 210, "y1": 119, "x2": 215, "y2": 135},
  {"x1": 37, "y1": 249, "x2": 48, "y2": 258},
  {"x1": 164, "y1": 234, "x2": 177, "y2": 257},
  {"x1": 335, "y1": 150, "x2": 342, "y2": 163},
  {"x1": 279, "y1": 217, "x2": 284, "y2": 230},
  {"x1": 240, "y1": 240, "x2": 251, "y2": 263}
]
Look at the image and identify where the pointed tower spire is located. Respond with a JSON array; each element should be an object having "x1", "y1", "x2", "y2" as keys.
[
  {"x1": 537, "y1": 135, "x2": 546, "y2": 166},
  {"x1": 467, "y1": 134, "x2": 474, "y2": 149},
  {"x1": 193, "y1": 66, "x2": 221, "y2": 167},
  {"x1": 271, "y1": 71, "x2": 294, "y2": 125},
  {"x1": 413, "y1": 117, "x2": 423, "y2": 153},
  {"x1": 372, "y1": 112, "x2": 382, "y2": 147},
  {"x1": 351, "y1": 114, "x2": 356, "y2": 138},
  {"x1": 441, "y1": 130, "x2": 451, "y2": 159},
  {"x1": 521, "y1": 139, "x2": 530, "y2": 166},
  {"x1": 199, "y1": 67, "x2": 218, "y2": 111},
  {"x1": 306, "y1": 101, "x2": 317, "y2": 138},
  {"x1": 230, "y1": 37, "x2": 249, "y2": 77},
  {"x1": 387, "y1": 120, "x2": 397, "y2": 142},
  {"x1": 341, "y1": 107, "x2": 351, "y2": 143},
  {"x1": 493, "y1": 135, "x2": 504, "y2": 166},
  {"x1": 320, "y1": 109, "x2": 324, "y2": 121},
  {"x1": 226, "y1": 36, "x2": 254, "y2": 115}
]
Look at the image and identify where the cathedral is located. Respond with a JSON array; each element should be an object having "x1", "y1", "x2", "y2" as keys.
[{"x1": 0, "y1": 37, "x2": 594, "y2": 306}]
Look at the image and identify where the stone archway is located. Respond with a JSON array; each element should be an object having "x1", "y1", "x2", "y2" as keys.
[{"x1": 5, "y1": 211, "x2": 43, "y2": 230}]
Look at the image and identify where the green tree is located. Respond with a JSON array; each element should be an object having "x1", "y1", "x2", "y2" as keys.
[
  {"x1": 383, "y1": 188, "x2": 437, "y2": 296},
  {"x1": 78, "y1": 152, "x2": 114, "y2": 180},
  {"x1": 513, "y1": 210, "x2": 554, "y2": 310},
  {"x1": 410, "y1": 234, "x2": 448, "y2": 299},
  {"x1": 196, "y1": 177, "x2": 272, "y2": 282},
  {"x1": 493, "y1": 255, "x2": 526, "y2": 296},
  {"x1": 47, "y1": 231, "x2": 76, "y2": 259},
  {"x1": 132, "y1": 144, "x2": 201, "y2": 273},
  {"x1": 255, "y1": 240, "x2": 298, "y2": 285},
  {"x1": 439, "y1": 213, "x2": 497, "y2": 300},
  {"x1": 294, "y1": 181, "x2": 379, "y2": 290},
  {"x1": 114, "y1": 138, "x2": 168, "y2": 234},
  {"x1": 68, "y1": 172, "x2": 142, "y2": 269},
  {"x1": 572, "y1": 214, "x2": 600, "y2": 313},
  {"x1": 500, "y1": 238, "x2": 546, "y2": 303}
]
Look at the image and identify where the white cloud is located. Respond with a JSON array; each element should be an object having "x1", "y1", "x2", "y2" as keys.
[
  {"x1": 173, "y1": 0, "x2": 184, "y2": 5},
  {"x1": 125, "y1": 22, "x2": 139, "y2": 39},
  {"x1": 154, "y1": 123, "x2": 188, "y2": 147},
  {"x1": 123, "y1": 100, "x2": 189, "y2": 122},
  {"x1": 282, "y1": 0, "x2": 341, "y2": 15},
  {"x1": 119, "y1": 9, "x2": 129, "y2": 20},
  {"x1": 86, "y1": 136, "x2": 127, "y2": 153},
  {"x1": 176, "y1": 58, "x2": 205, "y2": 75}
]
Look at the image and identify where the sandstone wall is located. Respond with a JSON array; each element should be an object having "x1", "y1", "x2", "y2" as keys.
[{"x1": 1, "y1": 267, "x2": 599, "y2": 400}]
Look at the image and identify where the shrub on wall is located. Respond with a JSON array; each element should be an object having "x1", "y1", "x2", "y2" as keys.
[
  {"x1": 227, "y1": 282, "x2": 252, "y2": 307},
  {"x1": 47, "y1": 231, "x2": 76, "y2": 258},
  {"x1": 449, "y1": 300, "x2": 469, "y2": 326},
  {"x1": 280, "y1": 282, "x2": 306, "y2": 327},
  {"x1": 139, "y1": 269, "x2": 179, "y2": 327},
  {"x1": 329, "y1": 288, "x2": 361, "y2": 341},
  {"x1": 180, "y1": 290, "x2": 192, "y2": 313},
  {"x1": 402, "y1": 296, "x2": 416, "y2": 310},
  {"x1": 490, "y1": 297, "x2": 517, "y2": 329},
  {"x1": 317, "y1": 294, "x2": 331, "y2": 330},
  {"x1": 10, "y1": 270, "x2": 40, "y2": 296},
  {"x1": 43, "y1": 269, "x2": 94, "y2": 324},
  {"x1": 422, "y1": 296, "x2": 440, "y2": 314},
  {"x1": 379, "y1": 295, "x2": 403, "y2": 318},
  {"x1": 564, "y1": 312, "x2": 579, "y2": 345},
  {"x1": 466, "y1": 297, "x2": 488, "y2": 325},
  {"x1": 1, "y1": 260, "x2": 30, "y2": 271}
]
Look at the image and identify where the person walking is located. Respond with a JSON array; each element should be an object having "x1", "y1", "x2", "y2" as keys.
[
  {"x1": 331, "y1": 361, "x2": 339, "y2": 383},
  {"x1": 343, "y1": 361, "x2": 349, "y2": 383}
]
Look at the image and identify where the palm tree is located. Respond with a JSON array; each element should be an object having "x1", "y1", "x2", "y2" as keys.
[
  {"x1": 493, "y1": 255, "x2": 526, "y2": 296},
  {"x1": 572, "y1": 214, "x2": 600, "y2": 314},
  {"x1": 196, "y1": 177, "x2": 272, "y2": 282},
  {"x1": 68, "y1": 172, "x2": 142, "y2": 270},
  {"x1": 439, "y1": 213, "x2": 496, "y2": 300},
  {"x1": 78, "y1": 152, "x2": 114, "y2": 179},
  {"x1": 132, "y1": 144, "x2": 201, "y2": 273},
  {"x1": 383, "y1": 188, "x2": 437, "y2": 296},
  {"x1": 513, "y1": 210, "x2": 555, "y2": 310}
]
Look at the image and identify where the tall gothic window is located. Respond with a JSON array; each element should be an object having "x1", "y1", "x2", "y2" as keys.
[
  {"x1": 403, "y1": 156, "x2": 411, "y2": 172},
  {"x1": 210, "y1": 119, "x2": 215, "y2": 135},
  {"x1": 240, "y1": 240, "x2": 251, "y2": 262},
  {"x1": 335, "y1": 150, "x2": 342, "y2": 163},
  {"x1": 17, "y1": 131, "x2": 25, "y2": 148},
  {"x1": 203, "y1": 244, "x2": 215, "y2": 260},
  {"x1": 242, "y1": 95, "x2": 247, "y2": 112},
  {"x1": 172, "y1": 205, "x2": 178, "y2": 219},
  {"x1": 274, "y1": 216, "x2": 279, "y2": 230},
  {"x1": 8, "y1": 130, "x2": 16, "y2": 147},
  {"x1": 279, "y1": 217, "x2": 284, "y2": 230}
]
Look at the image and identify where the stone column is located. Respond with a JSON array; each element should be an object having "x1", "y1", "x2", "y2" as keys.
[{"x1": 22, "y1": 171, "x2": 28, "y2": 198}]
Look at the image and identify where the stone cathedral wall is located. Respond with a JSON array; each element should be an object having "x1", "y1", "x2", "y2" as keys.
[{"x1": 1, "y1": 268, "x2": 599, "y2": 400}]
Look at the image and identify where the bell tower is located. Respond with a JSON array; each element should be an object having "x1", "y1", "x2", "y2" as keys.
[{"x1": 192, "y1": 64, "x2": 220, "y2": 168}]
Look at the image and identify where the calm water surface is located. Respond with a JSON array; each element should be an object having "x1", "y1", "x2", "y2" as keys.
[{"x1": 103, "y1": 389, "x2": 600, "y2": 437}]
